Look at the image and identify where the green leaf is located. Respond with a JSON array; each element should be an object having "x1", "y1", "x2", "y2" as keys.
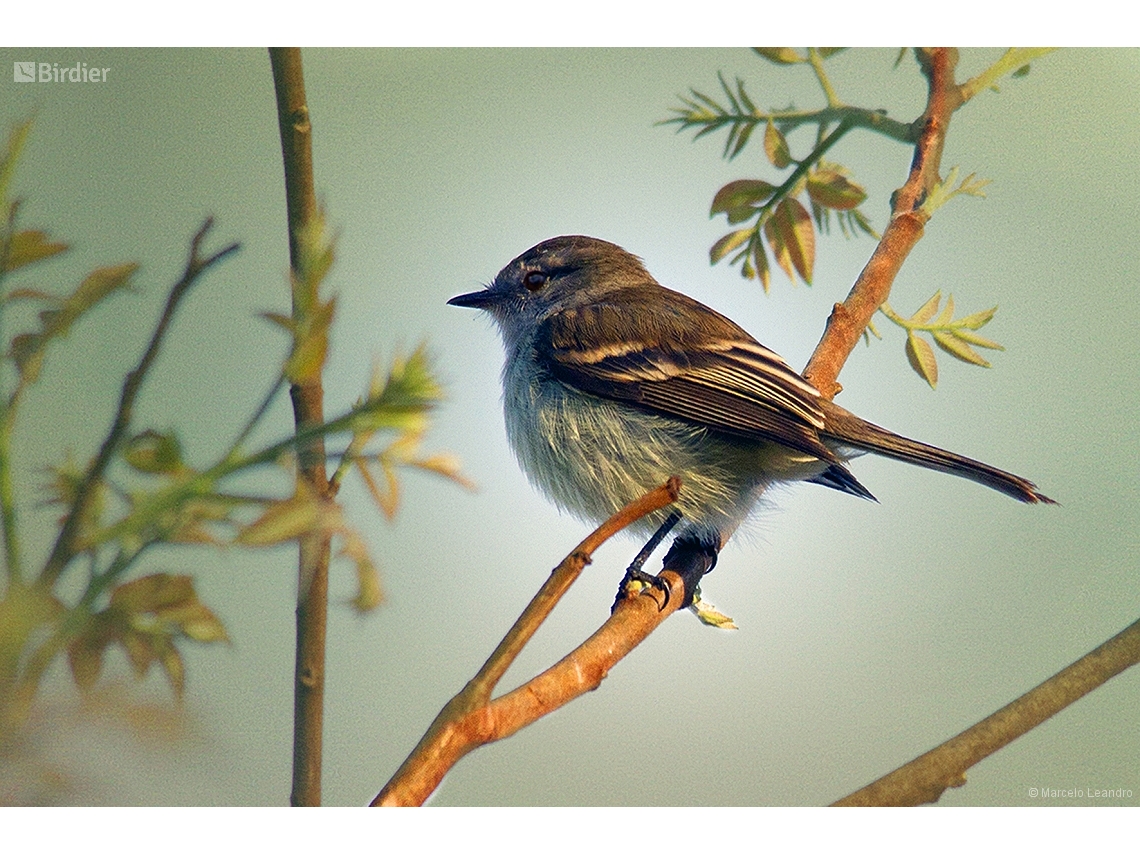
[
  {"x1": 806, "y1": 170, "x2": 867, "y2": 211},
  {"x1": 910, "y1": 291, "x2": 942, "y2": 325},
  {"x1": 764, "y1": 121, "x2": 792, "y2": 169},
  {"x1": 905, "y1": 332, "x2": 938, "y2": 388},
  {"x1": 933, "y1": 330, "x2": 990, "y2": 367},
  {"x1": 818, "y1": 48, "x2": 847, "y2": 59},
  {"x1": 769, "y1": 197, "x2": 815, "y2": 284},
  {"x1": 1012, "y1": 64, "x2": 1031, "y2": 78},
  {"x1": 752, "y1": 48, "x2": 803, "y2": 64},
  {"x1": 4, "y1": 230, "x2": 69, "y2": 272},
  {"x1": 709, "y1": 229, "x2": 752, "y2": 264},
  {"x1": 123, "y1": 429, "x2": 185, "y2": 475}
]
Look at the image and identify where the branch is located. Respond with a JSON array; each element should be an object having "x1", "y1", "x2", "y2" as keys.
[
  {"x1": 36, "y1": 218, "x2": 238, "y2": 588},
  {"x1": 802, "y1": 48, "x2": 962, "y2": 399},
  {"x1": 269, "y1": 46, "x2": 329, "y2": 809},
  {"x1": 835, "y1": 616, "x2": 1140, "y2": 806},
  {"x1": 373, "y1": 479, "x2": 682, "y2": 807}
]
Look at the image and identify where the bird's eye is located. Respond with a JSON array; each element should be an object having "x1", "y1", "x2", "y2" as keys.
[{"x1": 523, "y1": 271, "x2": 548, "y2": 292}]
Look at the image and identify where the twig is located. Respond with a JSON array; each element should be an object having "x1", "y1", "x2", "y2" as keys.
[
  {"x1": 373, "y1": 479, "x2": 681, "y2": 806},
  {"x1": 834, "y1": 617, "x2": 1140, "y2": 806},
  {"x1": 36, "y1": 218, "x2": 238, "y2": 589},
  {"x1": 269, "y1": 46, "x2": 329, "y2": 808}
]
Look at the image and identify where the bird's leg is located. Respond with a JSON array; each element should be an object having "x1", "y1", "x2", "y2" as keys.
[
  {"x1": 613, "y1": 510, "x2": 681, "y2": 611},
  {"x1": 660, "y1": 534, "x2": 718, "y2": 610}
]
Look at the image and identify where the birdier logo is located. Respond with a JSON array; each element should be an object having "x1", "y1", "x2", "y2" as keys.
[{"x1": 13, "y1": 61, "x2": 110, "y2": 83}]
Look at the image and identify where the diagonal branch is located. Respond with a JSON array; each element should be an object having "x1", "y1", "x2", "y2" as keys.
[
  {"x1": 834, "y1": 616, "x2": 1140, "y2": 806},
  {"x1": 802, "y1": 48, "x2": 961, "y2": 399},
  {"x1": 37, "y1": 218, "x2": 238, "y2": 589},
  {"x1": 373, "y1": 479, "x2": 681, "y2": 806}
]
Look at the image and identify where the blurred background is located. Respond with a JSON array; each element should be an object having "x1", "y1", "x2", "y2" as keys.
[{"x1": 2, "y1": 47, "x2": 1137, "y2": 806}]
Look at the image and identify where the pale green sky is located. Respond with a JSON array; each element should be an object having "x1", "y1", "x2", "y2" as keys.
[{"x1": 3, "y1": 48, "x2": 1138, "y2": 806}]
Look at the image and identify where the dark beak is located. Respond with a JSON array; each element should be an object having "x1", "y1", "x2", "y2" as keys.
[{"x1": 447, "y1": 289, "x2": 497, "y2": 309}]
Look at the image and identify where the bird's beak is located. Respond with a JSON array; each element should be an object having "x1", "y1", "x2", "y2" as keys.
[{"x1": 447, "y1": 289, "x2": 497, "y2": 309}]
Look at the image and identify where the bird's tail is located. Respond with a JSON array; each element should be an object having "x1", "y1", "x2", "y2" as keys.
[{"x1": 819, "y1": 401, "x2": 1055, "y2": 504}]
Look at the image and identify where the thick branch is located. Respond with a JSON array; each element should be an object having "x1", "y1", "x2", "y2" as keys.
[
  {"x1": 373, "y1": 480, "x2": 682, "y2": 807},
  {"x1": 270, "y1": 46, "x2": 329, "y2": 809},
  {"x1": 802, "y1": 48, "x2": 961, "y2": 399},
  {"x1": 835, "y1": 616, "x2": 1140, "y2": 806}
]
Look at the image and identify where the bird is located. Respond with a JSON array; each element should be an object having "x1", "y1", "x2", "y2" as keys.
[{"x1": 449, "y1": 235, "x2": 1053, "y2": 566}]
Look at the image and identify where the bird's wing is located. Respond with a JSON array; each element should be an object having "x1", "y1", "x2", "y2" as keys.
[{"x1": 536, "y1": 289, "x2": 840, "y2": 463}]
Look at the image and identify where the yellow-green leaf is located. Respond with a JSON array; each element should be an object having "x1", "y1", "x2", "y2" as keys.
[
  {"x1": 123, "y1": 429, "x2": 184, "y2": 475},
  {"x1": 955, "y1": 306, "x2": 998, "y2": 330},
  {"x1": 4, "y1": 230, "x2": 68, "y2": 272},
  {"x1": 909, "y1": 291, "x2": 942, "y2": 325},
  {"x1": 905, "y1": 332, "x2": 938, "y2": 388},
  {"x1": 237, "y1": 494, "x2": 324, "y2": 546},
  {"x1": 753, "y1": 47, "x2": 802, "y2": 65},
  {"x1": 933, "y1": 330, "x2": 990, "y2": 367},
  {"x1": 764, "y1": 121, "x2": 792, "y2": 169},
  {"x1": 159, "y1": 644, "x2": 185, "y2": 699},
  {"x1": 952, "y1": 328, "x2": 1004, "y2": 350},
  {"x1": 709, "y1": 229, "x2": 752, "y2": 264}
]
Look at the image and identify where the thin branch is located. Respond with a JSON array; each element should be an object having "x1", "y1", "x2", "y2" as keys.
[
  {"x1": 269, "y1": 46, "x2": 329, "y2": 809},
  {"x1": 802, "y1": 48, "x2": 961, "y2": 399},
  {"x1": 36, "y1": 218, "x2": 238, "y2": 589},
  {"x1": 373, "y1": 479, "x2": 682, "y2": 807},
  {"x1": 834, "y1": 616, "x2": 1140, "y2": 806}
]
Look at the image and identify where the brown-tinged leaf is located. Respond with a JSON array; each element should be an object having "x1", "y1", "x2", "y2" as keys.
[
  {"x1": 753, "y1": 47, "x2": 803, "y2": 64},
  {"x1": 123, "y1": 429, "x2": 185, "y2": 475},
  {"x1": 952, "y1": 328, "x2": 1004, "y2": 350},
  {"x1": 769, "y1": 197, "x2": 815, "y2": 284},
  {"x1": 121, "y1": 630, "x2": 158, "y2": 678},
  {"x1": 68, "y1": 639, "x2": 107, "y2": 692},
  {"x1": 111, "y1": 573, "x2": 195, "y2": 614},
  {"x1": 753, "y1": 240, "x2": 771, "y2": 292},
  {"x1": 910, "y1": 291, "x2": 942, "y2": 325},
  {"x1": 4, "y1": 230, "x2": 68, "y2": 272},
  {"x1": 709, "y1": 229, "x2": 752, "y2": 264},
  {"x1": 906, "y1": 332, "x2": 939, "y2": 388},
  {"x1": 710, "y1": 179, "x2": 776, "y2": 220},
  {"x1": 763, "y1": 218, "x2": 794, "y2": 282},
  {"x1": 764, "y1": 121, "x2": 792, "y2": 169},
  {"x1": 806, "y1": 170, "x2": 867, "y2": 210},
  {"x1": 933, "y1": 331, "x2": 991, "y2": 367},
  {"x1": 818, "y1": 48, "x2": 847, "y2": 59}
]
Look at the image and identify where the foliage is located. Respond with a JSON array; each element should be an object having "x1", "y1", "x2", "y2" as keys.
[
  {"x1": 0, "y1": 121, "x2": 465, "y2": 794},
  {"x1": 665, "y1": 48, "x2": 1047, "y2": 386}
]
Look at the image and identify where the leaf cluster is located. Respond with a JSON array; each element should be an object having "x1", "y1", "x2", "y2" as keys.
[{"x1": 0, "y1": 122, "x2": 466, "y2": 755}]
